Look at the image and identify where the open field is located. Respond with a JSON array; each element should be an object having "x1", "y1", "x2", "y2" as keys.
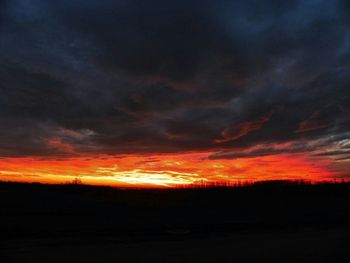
[{"x1": 1, "y1": 181, "x2": 350, "y2": 262}]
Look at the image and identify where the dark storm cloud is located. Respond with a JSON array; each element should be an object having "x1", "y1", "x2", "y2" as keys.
[{"x1": 0, "y1": 0, "x2": 349, "y2": 157}]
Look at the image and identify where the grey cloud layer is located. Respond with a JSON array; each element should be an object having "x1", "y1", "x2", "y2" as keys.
[{"x1": 0, "y1": 0, "x2": 349, "y2": 157}]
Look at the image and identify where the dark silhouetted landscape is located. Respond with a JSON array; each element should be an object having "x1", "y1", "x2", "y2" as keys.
[{"x1": 1, "y1": 181, "x2": 350, "y2": 262}]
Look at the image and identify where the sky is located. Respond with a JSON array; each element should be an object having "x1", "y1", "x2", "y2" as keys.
[{"x1": 0, "y1": 0, "x2": 350, "y2": 187}]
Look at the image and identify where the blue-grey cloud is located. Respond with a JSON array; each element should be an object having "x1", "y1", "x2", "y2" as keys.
[{"x1": 0, "y1": 0, "x2": 349, "y2": 158}]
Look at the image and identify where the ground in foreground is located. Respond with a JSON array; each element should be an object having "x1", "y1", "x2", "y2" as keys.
[{"x1": 1, "y1": 181, "x2": 350, "y2": 262}]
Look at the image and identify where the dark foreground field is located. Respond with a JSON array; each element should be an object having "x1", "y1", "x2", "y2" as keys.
[{"x1": 1, "y1": 181, "x2": 350, "y2": 262}]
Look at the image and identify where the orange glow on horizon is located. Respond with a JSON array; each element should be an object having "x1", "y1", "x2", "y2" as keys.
[{"x1": 0, "y1": 152, "x2": 343, "y2": 187}]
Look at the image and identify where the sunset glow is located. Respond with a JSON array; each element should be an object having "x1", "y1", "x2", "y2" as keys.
[{"x1": 0, "y1": 152, "x2": 342, "y2": 187}]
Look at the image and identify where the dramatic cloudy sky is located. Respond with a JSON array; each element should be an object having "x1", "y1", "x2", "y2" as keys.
[{"x1": 0, "y1": 0, "x2": 349, "y2": 186}]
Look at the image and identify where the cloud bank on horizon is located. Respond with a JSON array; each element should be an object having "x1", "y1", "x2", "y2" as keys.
[{"x1": 0, "y1": 0, "x2": 349, "y2": 182}]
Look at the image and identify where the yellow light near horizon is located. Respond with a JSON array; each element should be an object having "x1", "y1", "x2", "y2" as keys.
[
  {"x1": 0, "y1": 152, "x2": 341, "y2": 187},
  {"x1": 87, "y1": 169, "x2": 202, "y2": 187}
]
